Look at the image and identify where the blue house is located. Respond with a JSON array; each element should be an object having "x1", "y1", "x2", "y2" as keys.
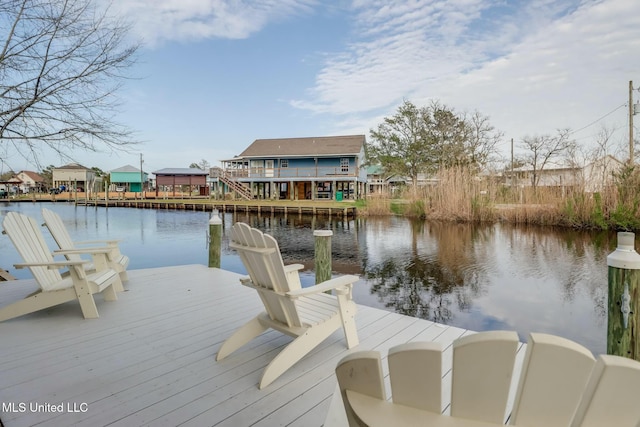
[
  {"x1": 221, "y1": 135, "x2": 367, "y2": 200},
  {"x1": 110, "y1": 165, "x2": 148, "y2": 193}
]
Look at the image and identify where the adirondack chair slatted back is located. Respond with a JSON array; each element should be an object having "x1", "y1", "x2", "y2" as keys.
[
  {"x1": 335, "y1": 350, "x2": 386, "y2": 427},
  {"x1": 388, "y1": 341, "x2": 443, "y2": 413},
  {"x1": 570, "y1": 354, "x2": 640, "y2": 427},
  {"x1": 450, "y1": 331, "x2": 519, "y2": 424},
  {"x1": 230, "y1": 222, "x2": 302, "y2": 327},
  {"x1": 336, "y1": 332, "x2": 640, "y2": 427},
  {"x1": 3, "y1": 212, "x2": 64, "y2": 290},
  {"x1": 41, "y1": 208, "x2": 83, "y2": 263},
  {"x1": 509, "y1": 333, "x2": 596, "y2": 427},
  {"x1": 335, "y1": 331, "x2": 519, "y2": 426},
  {"x1": 42, "y1": 207, "x2": 124, "y2": 257}
]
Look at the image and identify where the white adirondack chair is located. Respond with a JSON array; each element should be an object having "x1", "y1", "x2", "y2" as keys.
[
  {"x1": 216, "y1": 222, "x2": 360, "y2": 389},
  {"x1": 0, "y1": 212, "x2": 122, "y2": 321},
  {"x1": 42, "y1": 207, "x2": 129, "y2": 283},
  {"x1": 335, "y1": 331, "x2": 640, "y2": 427}
]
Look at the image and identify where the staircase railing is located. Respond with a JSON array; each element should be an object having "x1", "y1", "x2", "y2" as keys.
[{"x1": 218, "y1": 171, "x2": 252, "y2": 200}]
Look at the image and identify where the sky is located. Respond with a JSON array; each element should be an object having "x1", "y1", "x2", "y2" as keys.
[{"x1": 6, "y1": 0, "x2": 640, "y2": 175}]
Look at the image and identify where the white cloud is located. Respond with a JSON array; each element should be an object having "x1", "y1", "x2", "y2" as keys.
[
  {"x1": 292, "y1": 0, "x2": 640, "y2": 155},
  {"x1": 112, "y1": 0, "x2": 317, "y2": 45}
]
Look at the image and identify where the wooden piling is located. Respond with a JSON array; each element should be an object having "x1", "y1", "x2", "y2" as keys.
[
  {"x1": 607, "y1": 231, "x2": 640, "y2": 360},
  {"x1": 313, "y1": 230, "x2": 333, "y2": 285},
  {"x1": 208, "y1": 211, "x2": 222, "y2": 268}
]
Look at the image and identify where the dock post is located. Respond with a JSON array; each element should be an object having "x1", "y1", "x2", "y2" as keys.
[
  {"x1": 314, "y1": 230, "x2": 333, "y2": 285},
  {"x1": 607, "y1": 232, "x2": 640, "y2": 360},
  {"x1": 208, "y1": 210, "x2": 222, "y2": 268}
]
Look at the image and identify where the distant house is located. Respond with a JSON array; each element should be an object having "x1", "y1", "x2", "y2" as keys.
[
  {"x1": 52, "y1": 163, "x2": 95, "y2": 192},
  {"x1": 110, "y1": 165, "x2": 148, "y2": 193},
  {"x1": 153, "y1": 168, "x2": 209, "y2": 197},
  {"x1": 506, "y1": 165, "x2": 580, "y2": 188},
  {"x1": 366, "y1": 165, "x2": 407, "y2": 195},
  {"x1": 581, "y1": 155, "x2": 624, "y2": 192},
  {"x1": 14, "y1": 171, "x2": 45, "y2": 193},
  {"x1": 221, "y1": 135, "x2": 367, "y2": 200},
  {"x1": 504, "y1": 155, "x2": 624, "y2": 192}
]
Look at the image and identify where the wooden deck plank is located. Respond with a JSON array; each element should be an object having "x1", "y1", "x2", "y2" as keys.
[{"x1": 0, "y1": 264, "x2": 481, "y2": 427}]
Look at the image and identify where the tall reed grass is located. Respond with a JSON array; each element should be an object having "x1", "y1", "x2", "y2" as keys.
[{"x1": 360, "y1": 165, "x2": 640, "y2": 230}]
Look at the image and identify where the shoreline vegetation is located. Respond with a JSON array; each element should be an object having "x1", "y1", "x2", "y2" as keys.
[
  {"x1": 4, "y1": 165, "x2": 639, "y2": 231},
  {"x1": 358, "y1": 166, "x2": 640, "y2": 231}
]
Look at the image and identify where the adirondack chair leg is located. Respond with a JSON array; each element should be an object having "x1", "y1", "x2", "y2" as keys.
[
  {"x1": 259, "y1": 316, "x2": 341, "y2": 389},
  {"x1": 111, "y1": 275, "x2": 124, "y2": 293},
  {"x1": 0, "y1": 288, "x2": 77, "y2": 322},
  {"x1": 71, "y1": 278, "x2": 101, "y2": 319},
  {"x1": 337, "y1": 295, "x2": 359, "y2": 348},
  {"x1": 118, "y1": 270, "x2": 129, "y2": 283},
  {"x1": 102, "y1": 283, "x2": 118, "y2": 302},
  {"x1": 216, "y1": 315, "x2": 269, "y2": 361}
]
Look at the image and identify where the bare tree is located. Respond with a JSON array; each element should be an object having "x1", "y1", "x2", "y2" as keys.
[
  {"x1": 465, "y1": 110, "x2": 503, "y2": 171},
  {"x1": 427, "y1": 101, "x2": 468, "y2": 170},
  {"x1": 190, "y1": 159, "x2": 211, "y2": 170},
  {"x1": 0, "y1": 0, "x2": 140, "y2": 166},
  {"x1": 520, "y1": 129, "x2": 574, "y2": 192}
]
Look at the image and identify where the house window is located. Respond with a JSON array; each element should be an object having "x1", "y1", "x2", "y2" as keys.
[
  {"x1": 281, "y1": 159, "x2": 288, "y2": 168},
  {"x1": 340, "y1": 158, "x2": 349, "y2": 172}
]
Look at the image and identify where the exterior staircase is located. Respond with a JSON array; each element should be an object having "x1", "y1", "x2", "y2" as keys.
[{"x1": 217, "y1": 170, "x2": 252, "y2": 200}]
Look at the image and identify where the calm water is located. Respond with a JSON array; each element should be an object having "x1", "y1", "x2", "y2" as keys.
[{"x1": 0, "y1": 202, "x2": 618, "y2": 354}]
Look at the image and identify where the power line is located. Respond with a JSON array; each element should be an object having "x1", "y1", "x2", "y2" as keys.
[{"x1": 568, "y1": 103, "x2": 626, "y2": 136}]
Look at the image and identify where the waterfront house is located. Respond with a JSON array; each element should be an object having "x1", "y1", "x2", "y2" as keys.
[
  {"x1": 110, "y1": 165, "x2": 148, "y2": 193},
  {"x1": 220, "y1": 135, "x2": 367, "y2": 200},
  {"x1": 52, "y1": 163, "x2": 95, "y2": 193},
  {"x1": 153, "y1": 168, "x2": 210, "y2": 197},
  {"x1": 366, "y1": 165, "x2": 407, "y2": 195},
  {"x1": 503, "y1": 155, "x2": 623, "y2": 193},
  {"x1": 581, "y1": 155, "x2": 624, "y2": 192},
  {"x1": 13, "y1": 171, "x2": 45, "y2": 193}
]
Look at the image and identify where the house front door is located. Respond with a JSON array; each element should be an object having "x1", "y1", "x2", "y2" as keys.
[
  {"x1": 265, "y1": 160, "x2": 274, "y2": 177},
  {"x1": 297, "y1": 182, "x2": 305, "y2": 199}
]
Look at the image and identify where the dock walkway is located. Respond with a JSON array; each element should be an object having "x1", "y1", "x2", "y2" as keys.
[
  {"x1": 0, "y1": 265, "x2": 523, "y2": 426},
  {"x1": 74, "y1": 200, "x2": 357, "y2": 217}
]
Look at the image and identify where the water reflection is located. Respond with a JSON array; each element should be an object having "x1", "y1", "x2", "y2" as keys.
[
  {"x1": 358, "y1": 219, "x2": 613, "y2": 354},
  {"x1": 0, "y1": 202, "x2": 617, "y2": 354}
]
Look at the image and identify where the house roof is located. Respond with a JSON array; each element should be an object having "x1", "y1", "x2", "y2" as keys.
[
  {"x1": 111, "y1": 165, "x2": 143, "y2": 173},
  {"x1": 17, "y1": 171, "x2": 44, "y2": 183},
  {"x1": 153, "y1": 168, "x2": 209, "y2": 176},
  {"x1": 366, "y1": 165, "x2": 384, "y2": 175},
  {"x1": 237, "y1": 135, "x2": 366, "y2": 158},
  {"x1": 55, "y1": 162, "x2": 90, "y2": 170}
]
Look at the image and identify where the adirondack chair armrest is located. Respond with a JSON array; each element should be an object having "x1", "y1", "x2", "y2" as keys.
[
  {"x1": 239, "y1": 276, "x2": 289, "y2": 296},
  {"x1": 283, "y1": 264, "x2": 304, "y2": 273},
  {"x1": 14, "y1": 260, "x2": 89, "y2": 270},
  {"x1": 54, "y1": 247, "x2": 113, "y2": 256},
  {"x1": 286, "y1": 275, "x2": 359, "y2": 298}
]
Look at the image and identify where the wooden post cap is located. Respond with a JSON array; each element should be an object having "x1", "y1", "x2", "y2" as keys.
[
  {"x1": 313, "y1": 230, "x2": 333, "y2": 237},
  {"x1": 608, "y1": 232, "x2": 640, "y2": 269},
  {"x1": 209, "y1": 213, "x2": 222, "y2": 225}
]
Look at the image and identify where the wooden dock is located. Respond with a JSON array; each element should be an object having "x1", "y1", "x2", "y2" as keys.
[
  {"x1": 0, "y1": 265, "x2": 524, "y2": 427},
  {"x1": 73, "y1": 200, "x2": 357, "y2": 218}
]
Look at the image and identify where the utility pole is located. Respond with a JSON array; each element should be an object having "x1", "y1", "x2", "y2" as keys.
[
  {"x1": 140, "y1": 153, "x2": 144, "y2": 199},
  {"x1": 630, "y1": 81, "x2": 634, "y2": 165}
]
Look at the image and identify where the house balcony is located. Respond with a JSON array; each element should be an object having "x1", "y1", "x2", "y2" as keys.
[{"x1": 223, "y1": 166, "x2": 359, "y2": 181}]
